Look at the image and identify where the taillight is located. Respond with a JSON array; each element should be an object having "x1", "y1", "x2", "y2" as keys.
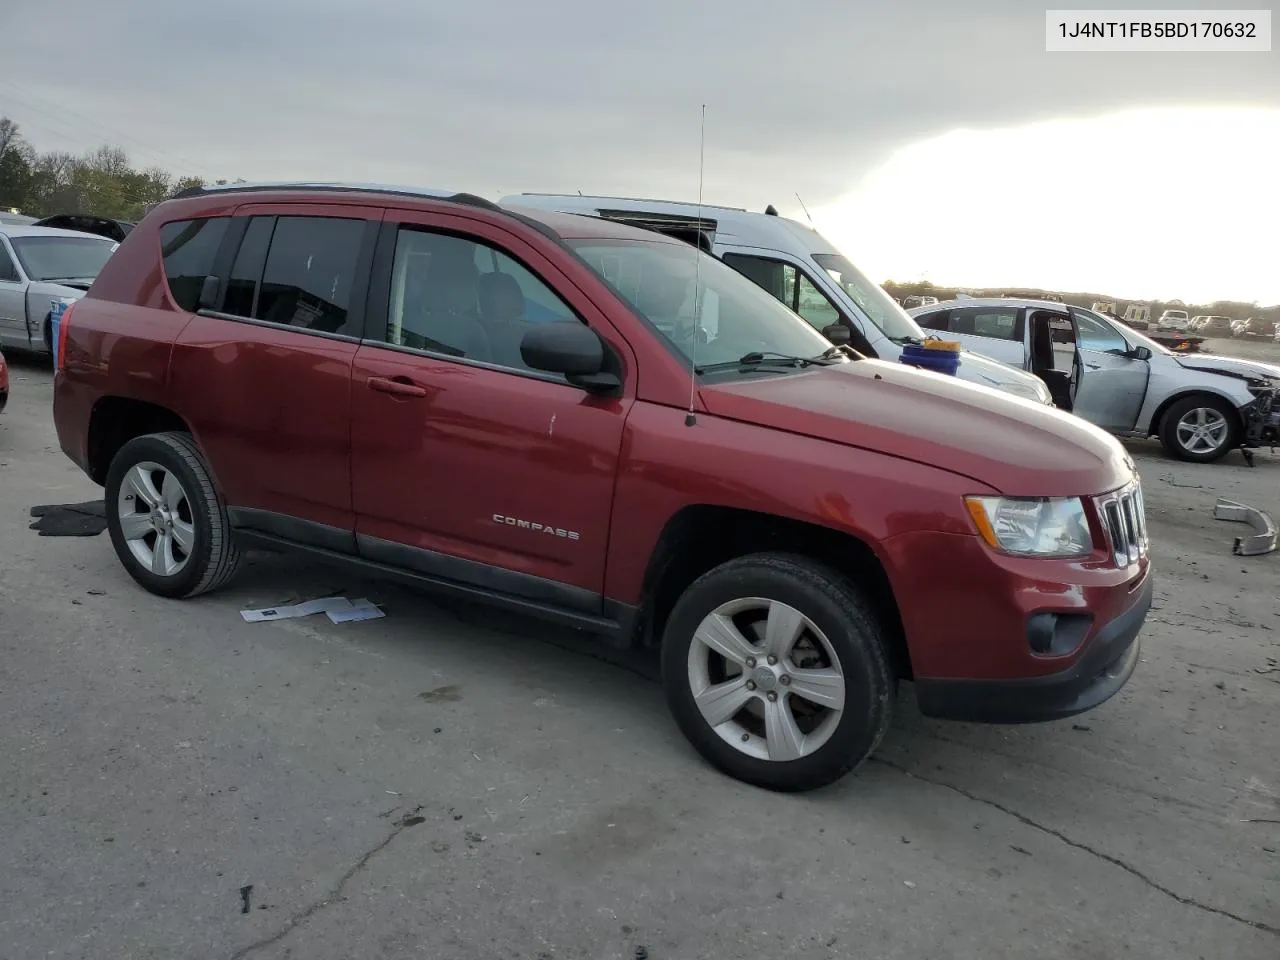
[{"x1": 55, "y1": 300, "x2": 75, "y2": 372}]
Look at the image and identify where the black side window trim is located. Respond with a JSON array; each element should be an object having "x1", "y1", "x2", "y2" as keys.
[
  {"x1": 194, "y1": 309, "x2": 365, "y2": 345},
  {"x1": 352, "y1": 336, "x2": 586, "y2": 388},
  {"x1": 203, "y1": 214, "x2": 379, "y2": 340}
]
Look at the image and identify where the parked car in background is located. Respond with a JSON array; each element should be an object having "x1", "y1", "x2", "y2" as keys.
[
  {"x1": 1, "y1": 211, "x2": 38, "y2": 226},
  {"x1": 53, "y1": 180, "x2": 1153, "y2": 792},
  {"x1": 1231, "y1": 317, "x2": 1276, "y2": 340},
  {"x1": 500, "y1": 194, "x2": 1053, "y2": 406},
  {"x1": 1122, "y1": 305, "x2": 1151, "y2": 330},
  {"x1": 32, "y1": 214, "x2": 135, "y2": 243},
  {"x1": 1157, "y1": 309, "x2": 1189, "y2": 331},
  {"x1": 0, "y1": 225, "x2": 118, "y2": 355},
  {"x1": 0, "y1": 347, "x2": 8, "y2": 413},
  {"x1": 1198, "y1": 316, "x2": 1235, "y2": 338},
  {"x1": 901, "y1": 295, "x2": 939, "y2": 309},
  {"x1": 909, "y1": 297, "x2": 1280, "y2": 463}
]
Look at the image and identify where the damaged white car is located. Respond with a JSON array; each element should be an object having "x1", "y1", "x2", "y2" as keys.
[{"x1": 910, "y1": 298, "x2": 1280, "y2": 464}]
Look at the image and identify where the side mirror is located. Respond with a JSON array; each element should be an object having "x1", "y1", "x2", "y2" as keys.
[
  {"x1": 821, "y1": 323, "x2": 851, "y2": 345},
  {"x1": 520, "y1": 321, "x2": 621, "y2": 393},
  {"x1": 1130, "y1": 345, "x2": 1152, "y2": 361},
  {"x1": 197, "y1": 275, "x2": 220, "y2": 309}
]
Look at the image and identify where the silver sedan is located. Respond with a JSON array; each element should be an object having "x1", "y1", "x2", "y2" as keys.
[
  {"x1": 0, "y1": 225, "x2": 118, "y2": 355},
  {"x1": 909, "y1": 297, "x2": 1280, "y2": 463}
]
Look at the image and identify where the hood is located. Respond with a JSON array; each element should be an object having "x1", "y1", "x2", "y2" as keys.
[
  {"x1": 700, "y1": 359, "x2": 1135, "y2": 497},
  {"x1": 1174, "y1": 353, "x2": 1280, "y2": 384}
]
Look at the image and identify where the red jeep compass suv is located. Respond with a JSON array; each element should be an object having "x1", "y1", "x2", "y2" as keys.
[{"x1": 53, "y1": 182, "x2": 1153, "y2": 791}]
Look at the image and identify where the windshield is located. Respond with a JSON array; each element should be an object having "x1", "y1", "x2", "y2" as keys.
[
  {"x1": 567, "y1": 239, "x2": 837, "y2": 371},
  {"x1": 11, "y1": 235, "x2": 116, "y2": 282},
  {"x1": 811, "y1": 253, "x2": 925, "y2": 342}
]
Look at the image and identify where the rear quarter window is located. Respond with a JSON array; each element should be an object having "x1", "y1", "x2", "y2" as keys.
[{"x1": 159, "y1": 217, "x2": 230, "y2": 312}]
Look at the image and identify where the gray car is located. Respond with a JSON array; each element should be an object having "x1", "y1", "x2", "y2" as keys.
[
  {"x1": 910, "y1": 297, "x2": 1280, "y2": 463},
  {"x1": 0, "y1": 225, "x2": 118, "y2": 355}
]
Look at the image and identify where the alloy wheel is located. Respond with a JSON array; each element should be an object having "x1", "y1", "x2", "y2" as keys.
[
  {"x1": 686, "y1": 596, "x2": 846, "y2": 762},
  {"x1": 116, "y1": 461, "x2": 195, "y2": 577},
  {"x1": 1175, "y1": 406, "x2": 1229, "y2": 456}
]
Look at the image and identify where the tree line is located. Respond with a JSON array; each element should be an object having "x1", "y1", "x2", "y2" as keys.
[{"x1": 0, "y1": 116, "x2": 221, "y2": 222}]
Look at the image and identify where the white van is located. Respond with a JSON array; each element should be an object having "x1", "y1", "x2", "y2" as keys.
[{"x1": 499, "y1": 194, "x2": 1055, "y2": 405}]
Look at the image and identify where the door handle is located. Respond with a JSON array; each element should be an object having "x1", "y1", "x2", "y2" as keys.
[
  {"x1": 367, "y1": 375, "x2": 428, "y2": 398},
  {"x1": 1083, "y1": 363, "x2": 1101, "y2": 370}
]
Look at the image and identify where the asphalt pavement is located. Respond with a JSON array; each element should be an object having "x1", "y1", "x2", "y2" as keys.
[{"x1": 1, "y1": 355, "x2": 1277, "y2": 960}]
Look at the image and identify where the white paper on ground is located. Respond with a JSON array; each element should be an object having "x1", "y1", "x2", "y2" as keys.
[
  {"x1": 240, "y1": 597, "x2": 354, "y2": 623},
  {"x1": 327, "y1": 599, "x2": 385, "y2": 624}
]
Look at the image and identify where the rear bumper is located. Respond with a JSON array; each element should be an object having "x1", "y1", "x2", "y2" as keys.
[
  {"x1": 914, "y1": 571, "x2": 1152, "y2": 723},
  {"x1": 52, "y1": 370, "x2": 94, "y2": 478}
]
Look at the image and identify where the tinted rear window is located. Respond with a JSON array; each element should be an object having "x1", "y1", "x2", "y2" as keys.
[
  {"x1": 159, "y1": 217, "x2": 230, "y2": 312},
  {"x1": 253, "y1": 217, "x2": 364, "y2": 335},
  {"x1": 222, "y1": 216, "x2": 275, "y2": 318}
]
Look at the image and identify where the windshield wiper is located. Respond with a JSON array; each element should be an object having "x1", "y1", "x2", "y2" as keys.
[{"x1": 696, "y1": 351, "x2": 840, "y2": 374}]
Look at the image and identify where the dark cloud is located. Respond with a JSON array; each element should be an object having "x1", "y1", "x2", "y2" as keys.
[{"x1": 3, "y1": 0, "x2": 1276, "y2": 210}]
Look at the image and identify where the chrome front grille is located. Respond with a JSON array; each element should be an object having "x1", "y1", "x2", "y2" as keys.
[{"x1": 1096, "y1": 481, "x2": 1148, "y2": 568}]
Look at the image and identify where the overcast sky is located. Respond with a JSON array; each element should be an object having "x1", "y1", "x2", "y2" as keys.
[{"x1": 3, "y1": 0, "x2": 1277, "y2": 302}]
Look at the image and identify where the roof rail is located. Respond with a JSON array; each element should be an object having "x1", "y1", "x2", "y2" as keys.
[
  {"x1": 515, "y1": 192, "x2": 748, "y2": 213},
  {"x1": 163, "y1": 181, "x2": 563, "y2": 243},
  {"x1": 169, "y1": 180, "x2": 462, "y2": 201}
]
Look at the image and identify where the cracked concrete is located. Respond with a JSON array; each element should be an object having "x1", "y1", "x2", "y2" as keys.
[
  {"x1": 229, "y1": 806, "x2": 427, "y2": 960},
  {"x1": 1, "y1": 357, "x2": 1277, "y2": 959},
  {"x1": 869, "y1": 757, "x2": 1279, "y2": 937}
]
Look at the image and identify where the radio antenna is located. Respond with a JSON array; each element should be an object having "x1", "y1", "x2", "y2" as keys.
[
  {"x1": 685, "y1": 103, "x2": 707, "y2": 428},
  {"x1": 795, "y1": 192, "x2": 814, "y2": 225}
]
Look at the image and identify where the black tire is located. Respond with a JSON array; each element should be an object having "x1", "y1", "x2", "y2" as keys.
[
  {"x1": 660, "y1": 552, "x2": 894, "y2": 792},
  {"x1": 104, "y1": 432, "x2": 242, "y2": 598},
  {"x1": 1158, "y1": 394, "x2": 1239, "y2": 463},
  {"x1": 42, "y1": 313, "x2": 52, "y2": 355}
]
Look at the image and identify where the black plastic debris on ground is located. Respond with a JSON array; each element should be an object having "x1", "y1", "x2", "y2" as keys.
[{"x1": 29, "y1": 501, "x2": 108, "y2": 537}]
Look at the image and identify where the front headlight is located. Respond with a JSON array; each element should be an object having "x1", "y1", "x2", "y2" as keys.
[
  {"x1": 997, "y1": 380, "x2": 1054, "y2": 405},
  {"x1": 964, "y1": 496, "x2": 1093, "y2": 558}
]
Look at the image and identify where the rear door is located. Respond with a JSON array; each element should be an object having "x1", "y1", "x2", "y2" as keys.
[
  {"x1": 349, "y1": 209, "x2": 634, "y2": 605},
  {"x1": 167, "y1": 204, "x2": 381, "y2": 547},
  {"x1": 1068, "y1": 309, "x2": 1149, "y2": 431},
  {"x1": 0, "y1": 238, "x2": 26, "y2": 347}
]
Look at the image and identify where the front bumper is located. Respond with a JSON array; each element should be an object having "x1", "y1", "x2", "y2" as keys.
[{"x1": 914, "y1": 571, "x2": 1152, "y2": 723}]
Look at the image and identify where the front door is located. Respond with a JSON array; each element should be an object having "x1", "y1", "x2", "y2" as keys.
[
  {"x1": 1068, "y1": 309, "x2": 1149, "y2": 431},
  {"x1": 349, "y1": 210, "x2": 634, "y2": 610},
  {"x1": 717, "y1": 249, "x2": 872, "y2": 352}
]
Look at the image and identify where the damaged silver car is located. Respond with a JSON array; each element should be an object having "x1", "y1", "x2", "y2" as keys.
[{"x1": 910, "y1": 298, "x2": 1280, "y2": 463}]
